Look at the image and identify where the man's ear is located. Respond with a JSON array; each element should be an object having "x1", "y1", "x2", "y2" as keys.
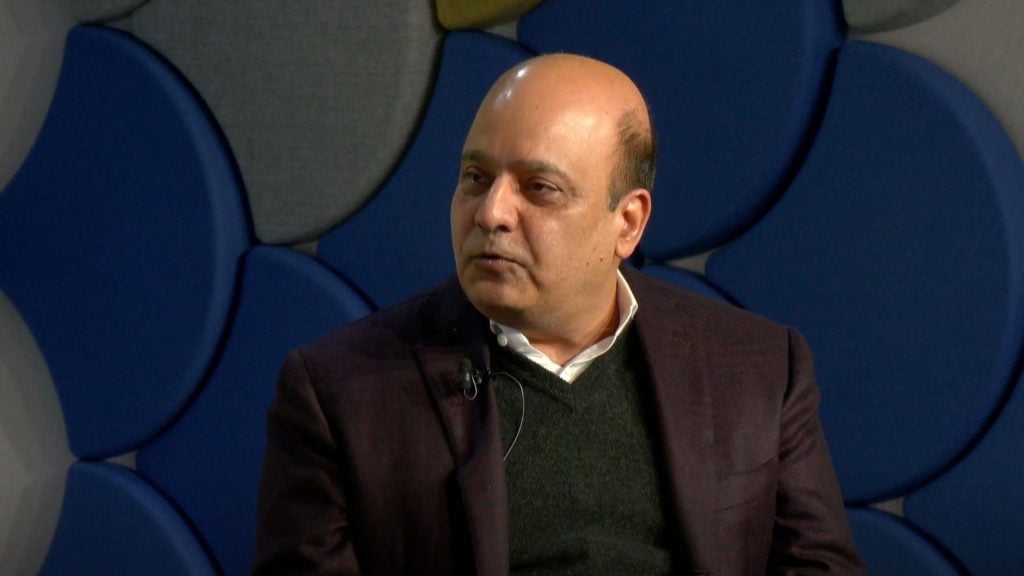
[{"x1": 615, "y1": 188, "x2": 652, "y2": 260}]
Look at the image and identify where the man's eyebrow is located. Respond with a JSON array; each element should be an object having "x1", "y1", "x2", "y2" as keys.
[
  {"x1": 461, "y1": 149, "x2": 493, "y2": 165},
  {"x1": 462, "y1": 150, "x2": 570, "y2": 180},
  {"x1": 512, "y1": 159, "x2": 570, "y2": 183}
]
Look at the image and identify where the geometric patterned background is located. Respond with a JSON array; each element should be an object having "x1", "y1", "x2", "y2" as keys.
[{"x1": 2, "y1": 0, "x2": 1022, "y2": 574}]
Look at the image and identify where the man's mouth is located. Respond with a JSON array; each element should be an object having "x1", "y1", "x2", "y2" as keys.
[{"x1": 472, "y1": 251, "x2": 521, "y2": 269}]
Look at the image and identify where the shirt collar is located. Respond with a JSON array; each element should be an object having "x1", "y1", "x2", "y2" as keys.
[{"x1": 488, "y1": 270, "x2": 639, "y2": 382}]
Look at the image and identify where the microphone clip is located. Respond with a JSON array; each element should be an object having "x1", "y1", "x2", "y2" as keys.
[{"x1": 459, "y1": 358, "x2": 484, "y2": 400}]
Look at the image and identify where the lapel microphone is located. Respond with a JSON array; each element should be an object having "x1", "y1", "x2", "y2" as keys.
[
  {"x1": 458, "y1": 358, "x2": 484, "y2": 400},
  {"x1": 458, "y1": 357, "x2": 526, "y2": 461}
]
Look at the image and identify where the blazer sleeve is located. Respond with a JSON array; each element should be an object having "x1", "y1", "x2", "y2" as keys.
[
  {"x1": 252, "y1": 350, "x2": 361, "y2": 575},
  {"x1": 767, "y1": 329, "x2": 865, "y2": 575}
]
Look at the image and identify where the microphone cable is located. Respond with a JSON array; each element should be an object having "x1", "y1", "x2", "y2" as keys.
[
  {"x1": 459, "y1": 360, "x2": 526, "y2": 461},
  {"x1": 490, "y1": 371, "x2": 525, "y2": 462}
]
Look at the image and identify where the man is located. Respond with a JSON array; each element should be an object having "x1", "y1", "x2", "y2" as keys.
[{"x1": 254, "y1": 54, "x2": 863, "y2": 575}]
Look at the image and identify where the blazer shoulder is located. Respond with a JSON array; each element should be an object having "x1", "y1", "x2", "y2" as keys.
[
  {"x1": 629, "y1": 268, "x2": 790, "y2": 342},
  {"x1": 273, "y1": 279, "x2": 477, "y2": 417},
  {"x1": 303, "y1": 277, "x2": 468, "y2": 359}
]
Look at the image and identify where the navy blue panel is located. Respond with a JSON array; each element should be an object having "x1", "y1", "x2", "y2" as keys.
[
  {"x1": 318, "y1": 32, "x2": 533, "y2": 309},
  {"x1": 639, "y1": 264, "x2": 730, "y2": 303},
  {"x1": 706, "y1": 42, "x2": 1024, "y2": 502},
  {"x1": 137, "y1": 247, "x2": 370, "y2": 576},
  {"x1": 847, "y1": 508, "x2": 961, "y2": 575},
  {"x1": 905, "y1": 371, "x2": 1024, "y2": 575},
  {"x1": 518, "y1": 0, "x2": 844, "y2": 258},
  {"x1": 0, "y1": 26, "x2": 250, "y2": 458},
  {"x1": 40, "y1": 462, "x2": 215, "y2": 576}
]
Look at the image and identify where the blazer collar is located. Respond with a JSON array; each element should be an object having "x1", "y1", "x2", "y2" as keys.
[
  {"x1": 627, "y1": 267, "x2": 718, "y2": 575},
  {"x1": 412, "y1": 279, "x2": 509, "y2": 575}
]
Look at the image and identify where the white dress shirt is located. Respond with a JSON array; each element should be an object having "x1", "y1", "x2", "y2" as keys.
[{"x1": 488, "y1": 270, "x2": 639, "y2": 383}]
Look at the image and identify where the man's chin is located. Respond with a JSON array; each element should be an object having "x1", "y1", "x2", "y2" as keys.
[{"x1": 461, "y1": 284, "x2": 529, "y2": 324}]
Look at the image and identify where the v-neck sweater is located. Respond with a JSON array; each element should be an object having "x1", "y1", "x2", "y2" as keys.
[{"x1": 490, "y1": 325, "x2": 673, "y2": 575}]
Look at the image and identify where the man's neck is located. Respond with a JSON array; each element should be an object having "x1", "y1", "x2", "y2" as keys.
[
  {"x1": 513, "y1": 272, "x2": 627, "y2": 366},
  {"x1": 524, "y1": 301, "x2": 620, "y2": 365}
]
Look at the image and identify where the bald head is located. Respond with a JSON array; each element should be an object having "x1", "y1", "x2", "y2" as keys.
[
  {"x1": 480, "y1": 54, "x2": 656, "y2": 208},
  {"x1": 452, "y1": 53, "x2": 655, "y2": 354}
]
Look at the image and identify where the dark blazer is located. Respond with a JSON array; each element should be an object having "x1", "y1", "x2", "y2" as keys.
[{"x1": 254, "y1": 269, "x2": 863, "y2": 575}]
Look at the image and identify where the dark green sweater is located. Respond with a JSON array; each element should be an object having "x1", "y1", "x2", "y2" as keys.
[{"x1": 491, "y1": 325, "x2": 672, "y2": 575}]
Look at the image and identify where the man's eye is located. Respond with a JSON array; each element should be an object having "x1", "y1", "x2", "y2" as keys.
[
  {"x1": 463, "y1": 170, "x2": 485, "y2": 183},
  {"x1": 527, "y1": 180, "x2": 555, "y2": 193},
  {"x1": 528, "y1": 177, "x2": 552, "y2": 190}
]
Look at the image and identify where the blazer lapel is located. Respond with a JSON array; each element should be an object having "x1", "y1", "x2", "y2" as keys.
[
  {"x1": 413, "y1": 284, "x2": 509, "y2": 576},
  {"x1": 631, "y1": 273, "x2": 719, "y2": 575}
]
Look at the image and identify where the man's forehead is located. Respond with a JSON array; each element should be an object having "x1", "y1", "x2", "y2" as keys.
[
  {"x1": 471, "y1": 67, "x2": 641, "y2": 153},
  {"x1": 461, "y1": 107, "x2": 614, "y2": 162}
]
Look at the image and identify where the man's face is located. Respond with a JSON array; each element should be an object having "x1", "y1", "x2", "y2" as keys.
[{"x1": 450, "y1": 75, "x2": 627, "y2": 333}]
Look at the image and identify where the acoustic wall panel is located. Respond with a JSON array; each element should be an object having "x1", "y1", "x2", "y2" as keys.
[
  {"x1": 640, "y1": 264, "x2": 731, "y2": 304},
  {"x1": 319, "y1": 32, "x2": 533, "y2": 309},
  {"x1": 436, "y1": 0, "x2": 544, "y2": 29},
  {"x1": 518, "y1": 0, "x2": 844, "y2": 258},
  {"x1": 67, "y1": 0, "x2": 149, "y2": 23},
  {"x1": 138, "y1": 247, "x2": 370, "y2": 575},
  {"x1": 707, "y1": 42, "x2": 1024, "y2": 502},
  {"x1": 843, "y1": 0, "x2": 962, "y2": 32},
  {"x1": 40, "y1": 462, "x2": 216, "y2": 575},
  {"x1": 0, "y1": 25, "x2": 249, "y2": 459},
  {"x1": 847, "y1": 508, "x2": 962, "y2": 575},
  {"x1": 905, "y1": 370, "x2": 1024, "y2": 575},
  {"x1": 127, "y1": 0, "x2": 443, "y2": 245}
]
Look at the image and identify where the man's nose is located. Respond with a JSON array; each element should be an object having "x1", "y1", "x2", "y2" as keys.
[{"x1": 475, "y1": 175, "x2": 517, "y2": 232}]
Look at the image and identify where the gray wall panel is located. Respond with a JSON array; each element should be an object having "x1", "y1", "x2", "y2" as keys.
[
  {"x1": 0, "y1": 0, "x2": 70, "y2": 192},
  {"x1": 0, "y1": 291, "x2": 73, "y2": 576},
  {"x1": 844, "y1": 0, "x2": 961, "y2": 32},
  {"x1": 853, "y1": 0, "x2": 1024, "y2": 160},
  {"x1": 0, "y1": 2, "x2": 73, "y2": 574},
  {"x1": 64, "y1": 0, "x2": 149, "y2": 23},
  {"x1": 127, "y1": 0, "x2": 444, "y2": 244}
]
